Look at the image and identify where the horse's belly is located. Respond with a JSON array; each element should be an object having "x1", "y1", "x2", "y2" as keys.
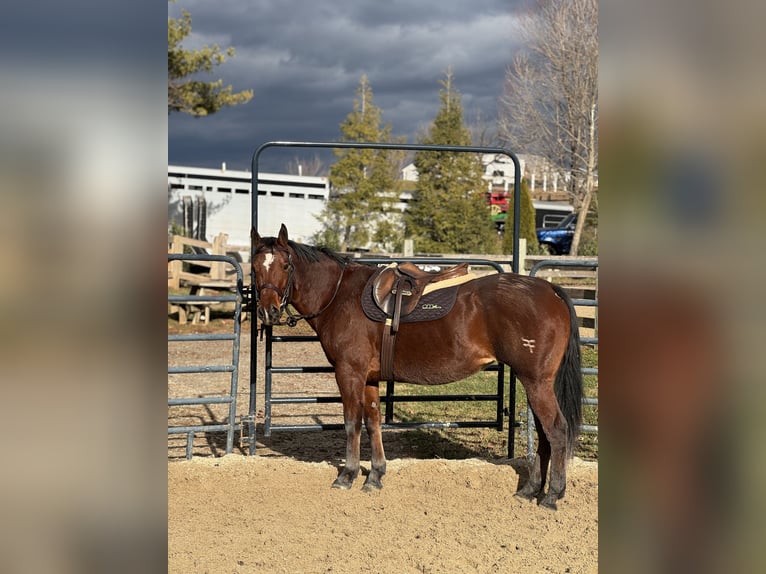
[
  {"x1": 392, "y1": 330, "x2": 495, "y2": 385},
  {"x1": 395, "y1": 358, "x2": 495, "y2": 385}
]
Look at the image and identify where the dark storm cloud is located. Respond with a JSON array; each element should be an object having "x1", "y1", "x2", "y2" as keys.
[{"x1": 168, "y1": 0, "x2": 527, "y2": 171}]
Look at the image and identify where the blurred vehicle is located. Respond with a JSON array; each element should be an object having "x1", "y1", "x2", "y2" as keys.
[{"x1": 536, "y1": 213, "x2": 577, "y2": 255}]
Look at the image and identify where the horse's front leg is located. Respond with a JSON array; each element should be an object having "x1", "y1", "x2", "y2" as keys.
[
  {"x1": 332, "y1": 371, "x2": 364, "y2": 490},
  {"x1": 362, "y1": 382, "x2": 386, "y2": 491}
]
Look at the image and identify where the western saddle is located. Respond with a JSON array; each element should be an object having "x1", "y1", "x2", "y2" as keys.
[{"x1": 364, "y1": 262, "x2": 475, "y2": 383}]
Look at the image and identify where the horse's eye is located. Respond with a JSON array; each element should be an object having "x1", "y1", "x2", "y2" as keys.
[{"x1": 283, "y1": 263, "x2": 290, "y2": 271}]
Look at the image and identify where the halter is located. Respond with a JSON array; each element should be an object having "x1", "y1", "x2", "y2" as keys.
[{"x1": 255, "y1": 246, "x2": 346, "y2": 328}]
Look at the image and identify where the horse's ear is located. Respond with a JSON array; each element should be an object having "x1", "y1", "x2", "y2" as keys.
[
  {"x1": 251, "y1": 227, "x2": 261, "y2": 245},
  {"x1": 277, "y1": 224, "x2": 289, "y2": 247}
]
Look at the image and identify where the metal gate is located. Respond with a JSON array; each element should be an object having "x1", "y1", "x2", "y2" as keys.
[
  {"x1": 526, "y1": 259, "x2": 598, "y2": 458},
  {"x1": 167, "y1": 253, "x2": 244, "y2": 459},
  {"x1": 247, "y1": 141, "x2": 525, "y2": 457},
  {"x1": 260, "y1": 257, "x2": 520, "y2": 455}
]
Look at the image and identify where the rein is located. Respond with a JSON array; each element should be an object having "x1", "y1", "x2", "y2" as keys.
[{"x1": 256, "y1": 246, "x2": 347, "y2": 328}]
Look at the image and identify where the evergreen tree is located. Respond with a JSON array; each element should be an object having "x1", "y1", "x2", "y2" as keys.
[
  {"x1": 405, "y1": 69, "x2": 498, "y2": 254},
  {"x1": 314, "y1": 75, "x2": 404, "y2": 251},
  {"x1": 168, "y1": 4, "x2": 253, "y2": 116},
  {"x1": 501, "y1": 178, "x2": 540, "y2": 254}
]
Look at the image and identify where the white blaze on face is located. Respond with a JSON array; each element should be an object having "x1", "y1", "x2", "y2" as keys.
[{"x1": 262, "y1": 253, "x2": 275, "y2": 271}]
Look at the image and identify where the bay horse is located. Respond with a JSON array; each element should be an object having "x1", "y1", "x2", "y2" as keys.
[{"x1": 252, "y1": 224, "x2": 583, "y2": 510}]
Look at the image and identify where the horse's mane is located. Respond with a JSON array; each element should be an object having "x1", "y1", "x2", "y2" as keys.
[{"x1": 258, "y1": 237, "x2": 349, "y2": 266}]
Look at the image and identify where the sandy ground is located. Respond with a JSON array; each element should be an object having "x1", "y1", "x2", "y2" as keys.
[{"x1": 168, "y1": 455, "x2": 597, "y2": 574}]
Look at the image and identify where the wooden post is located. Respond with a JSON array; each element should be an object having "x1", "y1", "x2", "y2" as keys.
[
  {"x1": 518, "y1": 237, "x2": 527, "y2": 275},
  {"x1": 169, "y1": 235, "x2": 183, "y2": 289},
  {"x1": 211, "y1": 233, "x2": 228, "y2": 280}
]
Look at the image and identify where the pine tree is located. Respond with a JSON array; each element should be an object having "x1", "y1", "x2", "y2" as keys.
[
  {"x1": 314, "y1": 75, "x2": 404, "y2": 251},
  {"x1": 405, "y1": 69, "x2": 498, "y2": 254},
  {"x1": 168, "y1": 6, "x2": 253, "y2": 116},
  {"x1": 501, "y1": 178, "x2": 540, "y2": 254}
]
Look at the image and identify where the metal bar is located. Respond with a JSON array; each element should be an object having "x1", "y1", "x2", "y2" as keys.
[
  {"x1": 571, "y1": 298, "x2": 598, "y2": 307},
  {"x1": 269, "y1": 396, "x2": 341, "y2": 405},
  {"x1": 582, "y1": 367, "x2": 598, "y2": 376},
  {"x1": 385, "y1": 393, "x2": 501, "y2": 403},
  {"x1": 169, "y1": 333, "x2": 237, "y2": 342},
  {"x1": 263, "y1": 324, "x2": 274, "y2": 436},
  {"x1": 169, "y1": 423, "x2": 240, "y2": 434},
  {"x1": 357, "y1": 257, "x2": 506, "y2": 275},
  {"x1": 227, "y1": 280, "x2": 243, "y2": 454},
  {"x1": 384, "y1": 381, "x2": 395, "y2": 424},
  {"x1": 270, "y1": 366, "x2": 335, "y2": 374},
  {"x1": 270, "y1": 335, "x2": 320, "y2": 343},
  {"x1": 168, "y1": 294, "x2": 239, "y2": 303},
  {"x1": 508, "y1": 372, "x2": 516, "y2": 458},
  {"x1": 269, "y1": 393, "x2": 502, "y2": 405},
  {"x1": 168, "y1": 365, "x2": 235, "y2": 374},
  {"x1": 496, "y1": 364, "x2": 505, "y2": 432},
  {"x1": 267, "y1": 420, "x2": 503, "y2": 433},
  {"x1": 168, "y1": 397, "x2": 233, "y2": 406}
]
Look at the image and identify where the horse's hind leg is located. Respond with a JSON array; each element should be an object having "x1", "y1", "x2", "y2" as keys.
[
  {"x1": 361, "y1": 383, "x2": 386, "y2": 492},
  {"x1": 519, "y1": 378, "x2": 569, "y2": 510},
  {"x1": 515, "y1": 411, "x2": 550, "y2": 501},
  {"x1": 332, "y1": 373, "x2": 364, "y2": 490}
]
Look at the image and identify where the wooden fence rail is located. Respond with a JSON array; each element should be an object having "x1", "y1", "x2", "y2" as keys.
[{"x1": 167, "y1": 233, "x2": 249, "y2": 289}]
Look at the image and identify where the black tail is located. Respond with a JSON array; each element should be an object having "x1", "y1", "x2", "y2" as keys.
[{"x1": 551, "y1": 284, "x2": 584, "y2": 458}]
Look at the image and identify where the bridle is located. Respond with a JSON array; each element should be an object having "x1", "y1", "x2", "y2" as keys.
[{"x1": 254, "y1": 246, "x2": 346, "y2": 328}]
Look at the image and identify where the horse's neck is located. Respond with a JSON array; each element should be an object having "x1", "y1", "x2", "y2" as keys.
[{"x1": 291, "y1": 258, "x2": 344, "y2": 315}]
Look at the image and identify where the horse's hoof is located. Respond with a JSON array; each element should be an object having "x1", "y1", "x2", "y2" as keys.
[
  {"x1": 514, "y1": 486, "x2": 539, "y2": 501},
  {"x1": 361, "y1": 480, "x2": 383, "y2": 493},
  {"x1": 538, "y1": 497, "x2": 558, "y2": 511},
  {"x1": 331, "y1": 478, "x2": 353, "y2": 490}
]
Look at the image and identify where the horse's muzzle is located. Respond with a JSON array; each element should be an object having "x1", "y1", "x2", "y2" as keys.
[{"x1": 257, "y1": 304, "x2": 282, "y2": 325}]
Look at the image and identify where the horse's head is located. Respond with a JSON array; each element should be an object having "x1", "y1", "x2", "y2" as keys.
[{"x1": 251, "y1": 223, "x2": 293, "y2": 325}]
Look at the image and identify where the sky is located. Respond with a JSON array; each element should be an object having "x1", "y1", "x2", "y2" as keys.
[{"x1": 168, "y1": 0, "x2": 529, "y2": 173}]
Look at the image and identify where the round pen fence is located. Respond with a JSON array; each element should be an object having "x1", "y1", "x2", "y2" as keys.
[
  {"x1": 167, "y1": 253, "x2": 245, "y2": 459},
  {"x1": 527, "y1": 259, "x2": 599, "y2": 458}
]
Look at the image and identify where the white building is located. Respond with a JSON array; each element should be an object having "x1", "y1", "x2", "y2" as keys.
[
  {"x1": 481, "y1": 153, "x2": 525, "y2": 191},
  {"x1": 168, "y1": 164, "x2": 330, "y2": 251},
  {"x1": 401, "y1": 163, "x2": 419, "y2": 182},
  {"x1": 400, "y1": 152, "x2": 593, "y2": 195},
  {"x1": 401, "y1": 153, "x2": 527, "y2": 191}
]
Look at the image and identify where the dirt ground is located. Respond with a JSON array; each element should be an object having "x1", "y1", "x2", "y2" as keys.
[
  {"x1": 168, "y1": 320, "x2": 598, "y2": 573},
  {"x1": 169, "y1": 455, "x2": 597, "y2": 574}
]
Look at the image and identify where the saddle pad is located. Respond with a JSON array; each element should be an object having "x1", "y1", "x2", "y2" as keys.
[{"x1": 361, "y1": 272, "x2": 464, "y2": 323}]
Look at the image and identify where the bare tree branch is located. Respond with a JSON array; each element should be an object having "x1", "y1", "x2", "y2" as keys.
[{"x1": 499, "y1": 0, "x2": 598, "y2": 254}]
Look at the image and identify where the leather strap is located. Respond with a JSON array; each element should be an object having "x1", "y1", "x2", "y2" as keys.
[
  {"x1": 391, "y1": 277, "x2": 407, "y2": 333},
  {"x1": 380, "y1": 276, "x2": 407, "y2": 382},
  {"x1": 380, "y1": 318, "x2": 395, "y2": 383}
]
